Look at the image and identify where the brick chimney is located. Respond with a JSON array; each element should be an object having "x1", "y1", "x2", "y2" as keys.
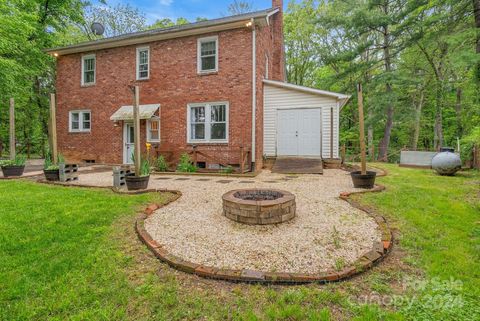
[{"x1": 271, "y1": 0, "x2": 285, "y2": 81}]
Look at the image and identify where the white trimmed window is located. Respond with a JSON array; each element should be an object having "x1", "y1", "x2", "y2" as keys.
[
  {"x1": 146, "y1": 118, "x2": 160, "y2": 142},
  {"x1": 69, "y1": 110, "x2": 91, "y2": 133},
  {"x1": 187, "y1": 102, "x2": 228, "y2": 143},
  {"x1": 197, "y1": 36, "x2": 218, "y2": 73},
  {"x1": 81, "y1": 54, "x2": 96, "y2": 85},
  {"x1": 136, "y1": 47, "x2": 150, "y2": 80}
]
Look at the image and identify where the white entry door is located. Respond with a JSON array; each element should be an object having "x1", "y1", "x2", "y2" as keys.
[
  {"x1": 277, "y1": 108, "x2": 321, "y2": 157},
  {"x1": 123, "y1": 123, "x2": 135, "y2": 164}
]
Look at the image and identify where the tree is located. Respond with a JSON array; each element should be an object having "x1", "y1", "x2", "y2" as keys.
[
  {"x1": 226, "y1": 1, "x2": 254, "y2": 15},
  {"x1": 284, "y1": 0, "x2": 319, "y2": 86},
  {"x1": 0, "y1": 0, "x2": 88, "y2": 157},
  {"x1": 149, "y1": 17, "x2": 190, "y2": 30},
  {"x1": 79, "y1": 3, "x2": 146, "y2": 40}
]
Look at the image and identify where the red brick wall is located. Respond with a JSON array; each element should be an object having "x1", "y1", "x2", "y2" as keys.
[
  {"x1": 254, "y1": 24, "x2": 275, "y2": 168},
  {"x1": 56, "y1": 28, "x2": 253, "y2": 165},
  {"x1": 271, "y1": 0, "x2": 285, "y2": 81},
  {"x1": 55, "y1": 7, "x2": 285, "y2": 170}
]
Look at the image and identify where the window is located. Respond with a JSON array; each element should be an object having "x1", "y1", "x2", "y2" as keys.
[
  {"x1": 69, "y1": 110, "x2": 91, "y2": 133},
  {"x1": 146, "y1": 118, "x2": 160, "y2": 142},
  {"x1": 81, "y1": 54, "x2": 96, "y2": 85},
  {"x1": 187, "y1": 102, "x2": 228, "y2": 143},
  {"x1": 197, "y1": 36, "x2": 218, "y2": 73},
  {"x1": 136, "y1": 47, "x2": 150, "y2": 80}
]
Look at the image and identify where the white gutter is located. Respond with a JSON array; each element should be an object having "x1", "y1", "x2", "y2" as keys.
[{"x1": 251, "y1": 18, "x2": 256, "y2": 165}]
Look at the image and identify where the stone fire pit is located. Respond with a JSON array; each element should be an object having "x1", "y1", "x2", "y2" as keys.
[{"x1": 222, "y1": 189, "x2": 296, "y2": 225}]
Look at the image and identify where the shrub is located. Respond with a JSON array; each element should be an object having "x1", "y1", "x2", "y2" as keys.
[
  {"x1": 44, "y1": 148, "x2": 63, "y2": 171},
  {"x1": 460, "y1": 127, "x2": 480, "y2": 162},
  {"x1": 176, "y1": 153, "x2": 197, "y2": 173},
  {"x1": 155, "y1": 155, "x2": 168, "y2": 172},
  {"x1": 140, "y1": 158, "x2": 151, "y2": 176},
  {"x1": 1, "y1": 155, "x2": 26, "y2": 167},
  {"x1": 220, "y1": 165, "x2": 234, "y2": 174}
]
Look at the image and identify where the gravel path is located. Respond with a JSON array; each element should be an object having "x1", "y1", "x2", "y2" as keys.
[{"x1": 73, "y1": 169, "x2": 382, "y2": 274}]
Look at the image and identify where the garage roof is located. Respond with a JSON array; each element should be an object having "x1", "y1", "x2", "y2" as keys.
[{"x1": 263, "y1": 79, "x2": 350, "y2": 108}]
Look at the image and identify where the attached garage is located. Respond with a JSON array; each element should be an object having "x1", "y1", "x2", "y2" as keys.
[{"x1": 263, "y1": 80, "x2": 350, "y2": 159}]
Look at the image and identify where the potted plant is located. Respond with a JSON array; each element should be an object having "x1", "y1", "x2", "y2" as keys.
[
  {"x1": 43, "y1": 151, "x2": 63, "y2": 181},
  {"x1": 0, "y1": 155, "x2": 26, "y2": 177},
  {"x1": 351, "y1": 83, "x2": 376, "y2": 189},
  {"x1": 126, "y1": 156, "x2": 151, "y2": 190}
]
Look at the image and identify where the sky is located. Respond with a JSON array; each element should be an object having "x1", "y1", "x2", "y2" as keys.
[{"x1": 96, "y1": 0, "x2": 289, "y2": 24}]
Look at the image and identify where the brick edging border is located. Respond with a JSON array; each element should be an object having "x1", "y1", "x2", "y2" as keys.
[{"x1": 135, "y1": 186, "x2": 393, "y2": 285}]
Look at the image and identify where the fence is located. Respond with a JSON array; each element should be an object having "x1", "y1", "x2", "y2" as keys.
[{"x1": 156, "y1": 146, "x2": 252, "y2": 173}]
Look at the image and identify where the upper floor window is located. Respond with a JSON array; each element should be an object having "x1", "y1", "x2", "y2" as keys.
[
  {"x1": 197, "y1": 36, "x2": 218, "y2": 74},
  {"x1": 81, "y1": 54, "x2": 96, "y2": 86},
  {"x1": 146, "y1": 118, "x2": 160, "y2": 142},
  {"x1": 69, "y1": 110, "x2": 91, "y2": 133},
  {"x1": 136, "y1": 47, "x2": 150, "y2": 80},
  {"x1": 187, "y1": 102, "x2": 228, "y2": 143}
]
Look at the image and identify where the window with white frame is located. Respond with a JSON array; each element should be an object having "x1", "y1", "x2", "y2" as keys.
[
  {"x1": 146, "y1": 118, "x2": 160, "y2": 142},
  {"x1": 81, "y1": 54, "x2": 96, "y2": 85},
  {"x1": 197, "y1": 36, "x2": 218, "y2": 73},
  {"x1": 136, "y1": 47, "x2": 149, "y2": 80},
  {"x1": 69, "y1": 110, "x2": 91, "y2": 132},
  {"x1": 188, "y1": 102, "x2": 228, "y2": 143}
]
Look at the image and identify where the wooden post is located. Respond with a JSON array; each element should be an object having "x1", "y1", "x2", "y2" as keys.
[
  {"x1": 133, "y1": 86, "x2": 141, "y2": 176},
  {"x1": 341, "y1": 144, "x2": 346, "y2": 164},
  {"x1": 357, "y1": 84, "x2": 367, "y2": 175},
  {"x1": 50, "y1": 94, "x2": 58, "y2": 164},
  {"x1": 9, "y1": 98, "x2": 15, "y2": 160},
  {"x1": 330, "y1": 107, "x2": 334, "y2": 159}
]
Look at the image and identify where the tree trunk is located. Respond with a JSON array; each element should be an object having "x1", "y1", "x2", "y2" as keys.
[
  {"x1": 378, "y1": 20, "x2": 394, "y2": 162},
  {"x1": 378, "y1": 100, "x2": 394, "y2": 161},
  {"x1": 433, "y1": 81, "x2": 444, "y2": 150},
  {"x1": 412, "y1": 90, "x2": 425, "y2": 150},
  {"x1": 367, "y1": 115, "x2": 373, "y2": 159},
  {"x1": 455, "y1": 87, "x2": 463, "y2": 138},
  {"x1": 474, "y1": 0, "x2": 480, "y2": 76}
]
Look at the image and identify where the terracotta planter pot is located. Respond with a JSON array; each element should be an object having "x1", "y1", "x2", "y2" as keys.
[
  {"x1": 1, "y1": 165, "x2": 25, "y2": 177},
  {"x1": 44, "y1": 169, "x2": 60, "y2": 181},
  {"x1": 125, "y1": 174, "x2": 150, "y2": 190},
  {"x1": 350, "y1": 171, "x2": 376, "y2": 189}
]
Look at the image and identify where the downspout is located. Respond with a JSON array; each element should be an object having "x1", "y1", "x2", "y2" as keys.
[
  {"x1": 251, "y1": 18, "x2": 256, "y2": 169},
  {"x1": 336, "y1": 100, "x2": 340, "y2": 159}
]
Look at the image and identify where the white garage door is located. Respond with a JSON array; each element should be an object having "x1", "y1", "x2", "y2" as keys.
[{"x1": 277, "y1": 108, "x2": 321, "y2": 156}]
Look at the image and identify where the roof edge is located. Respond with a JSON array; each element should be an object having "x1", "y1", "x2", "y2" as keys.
[
  {"x1": 46, "y1": 8, "x2": 279, "y2": 56},
  {"x1": 263, "y1": 79, "x2": 351, "y2": 102}
]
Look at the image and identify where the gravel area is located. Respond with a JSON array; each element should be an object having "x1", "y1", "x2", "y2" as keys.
[{"x1": 72, "y1": 169, "x2": 382, "y2": 274}]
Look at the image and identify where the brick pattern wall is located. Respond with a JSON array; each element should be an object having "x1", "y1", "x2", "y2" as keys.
[
  {"x1": 56, "y1": 29, "x2": 253, "y2": 165},
  {"x1": 56, "y1": 2, "x2": 285, "y2": 169},
  {"x1": 271, "y1": 0, "x2": 285, "y2": 81},
  {"x1": 254, "y1": 24, "x2": 275, "y2": 168}
]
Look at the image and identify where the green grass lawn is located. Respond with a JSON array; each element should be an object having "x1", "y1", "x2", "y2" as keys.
[{"x1": 0, "y1": 167, "x2": 478, "y2": 320}]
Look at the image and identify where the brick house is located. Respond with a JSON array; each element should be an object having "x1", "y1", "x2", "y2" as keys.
[{"x1": 47, "y1": 0, "x2": 349, "y2": 171}]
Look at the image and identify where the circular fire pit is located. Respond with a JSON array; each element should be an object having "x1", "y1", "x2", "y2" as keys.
[{"x1": 222, "y1": 189, "x2": 296, "y2": 225}]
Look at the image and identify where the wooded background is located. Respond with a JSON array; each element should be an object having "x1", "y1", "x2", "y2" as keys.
[{"x1": 1, "y1": 0, "x2": 479, "y2": 163}]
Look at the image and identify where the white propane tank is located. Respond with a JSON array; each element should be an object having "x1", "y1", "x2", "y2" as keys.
[{"x1": 432, "y1": 151, "x2": 462, "y2": 176}]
